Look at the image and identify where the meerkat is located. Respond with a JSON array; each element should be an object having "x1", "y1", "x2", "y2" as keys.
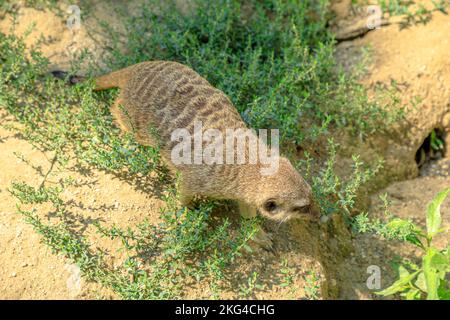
[{"x1": 73, "y1": 61, "x2": 317, "y2": 248}]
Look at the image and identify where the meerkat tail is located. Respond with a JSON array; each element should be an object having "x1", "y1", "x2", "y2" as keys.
[{"x1": 93, "y1": 65, "x2": 136, "y2": 91}]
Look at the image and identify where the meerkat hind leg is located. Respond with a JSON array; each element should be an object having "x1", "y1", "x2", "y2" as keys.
[
  {"x1": 111, "y1": 97, "x2": 133, "y2": 133},
  {"x1": 237, "y1": 201, "x2": 274, "y2": 252}
]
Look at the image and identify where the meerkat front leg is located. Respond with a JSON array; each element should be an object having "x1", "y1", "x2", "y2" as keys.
[
  {"x1": 237, "y1": 201, "x2": 257, "y2": 218},
  {"x1": 237, "y1": 201, "x2": 273, "y2": 251},
  {"x1": 179, "y1": 193, "x2": 194, "y2": 208},
  {"x1": 178, "y1": 184, "x2": 195, "y2": 208},
  {"x1": 177, "y1": 178, "x2": 195, "y2": 208}
]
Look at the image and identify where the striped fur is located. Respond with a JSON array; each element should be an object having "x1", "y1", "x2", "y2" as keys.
[{"x1": 94, "y1": 61, "x2": 316, "y2": 228}]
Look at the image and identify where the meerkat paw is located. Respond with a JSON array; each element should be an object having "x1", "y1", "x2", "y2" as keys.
[{"x1": 250, "y1": 229, "x2": 274, "y2": 253}]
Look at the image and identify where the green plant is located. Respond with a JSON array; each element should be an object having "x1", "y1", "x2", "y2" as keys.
[
  {"x1": 432, "y1": 0, "x2": 450, "y2": 13},
  {"x1": 430, "y1": 129, "x2": 444, "y2": 151},
  {"x1": 238, "y1": 271, "x2": 264, "y2": 298},
  {"x1": 300, "y1": 139, "x2": 383, "y2": 221},
  {"x1": 377, "y1": 0, "x2": 450, "y2": 27},
  {"x1": 280, "y1": 258, "x2": 296, "y2": 289},
  {"x1": 377, "y1": 0, "x2": 413, "y2": 15},
  {"x1": 354, "y1": 188, "x2": 450, "y2": 300},
  {"x1": 279, "y1": 258, "x2": 303, "y2": 299},
  {"x1": 303, "y1": 271, "x2": 321, "y2": 300},
  {"x1": 10, "y1": 177, "x2": 260, "y2": 299}
]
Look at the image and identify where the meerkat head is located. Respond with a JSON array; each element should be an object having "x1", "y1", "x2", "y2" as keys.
[{"x1": 254, "y1": 157, "x2": 318, "y2": 222}]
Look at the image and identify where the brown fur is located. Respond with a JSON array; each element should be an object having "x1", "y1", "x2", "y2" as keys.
[{"x1": 93, "y1": 61, "x2": 316, "y2": 230}]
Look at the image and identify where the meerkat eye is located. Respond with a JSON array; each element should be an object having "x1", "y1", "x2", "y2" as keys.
[{"x1": 263, "y1": 200, "x2": 278, "y2": 213}]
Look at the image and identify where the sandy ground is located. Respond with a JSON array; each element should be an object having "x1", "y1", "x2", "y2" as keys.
[
  {"x1": 0, "y1": 114, "x2": 324, "y2": 299},
  {"x1": 0, "y1": 121, "x2": 107, "y2": 299},
  {"x1": 0, "y1": 0, "x2": 449, "y2": 299}
]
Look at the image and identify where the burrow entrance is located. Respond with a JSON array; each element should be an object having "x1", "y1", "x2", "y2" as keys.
[{"x1": 415, "y1": 128, "x2": 448, "y2": 176}]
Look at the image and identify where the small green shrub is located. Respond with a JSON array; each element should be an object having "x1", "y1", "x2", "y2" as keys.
[
  {"x1": 0, "y1": 31, "x2": 163, "y2": 179},
  {"x1": 353, "y1": 188, "x2": 450, "y2": 300},
  {"x1": 10, "y1": 178, "x2": 260, "y2": 299},
  {"x1": 430, "y1": 129, "x2": 444, "y2": 151},
  {"x1": 299, "y1": 139, "x2": 383, "y2": 221},
  {"x1": 303, "y1": 271, "x2": 321, "y2": 300}
]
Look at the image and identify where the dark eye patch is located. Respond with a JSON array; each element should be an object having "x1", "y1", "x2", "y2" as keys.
[{"x1": 264, "y1": 200, "x2": 278, "y2": 212}]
